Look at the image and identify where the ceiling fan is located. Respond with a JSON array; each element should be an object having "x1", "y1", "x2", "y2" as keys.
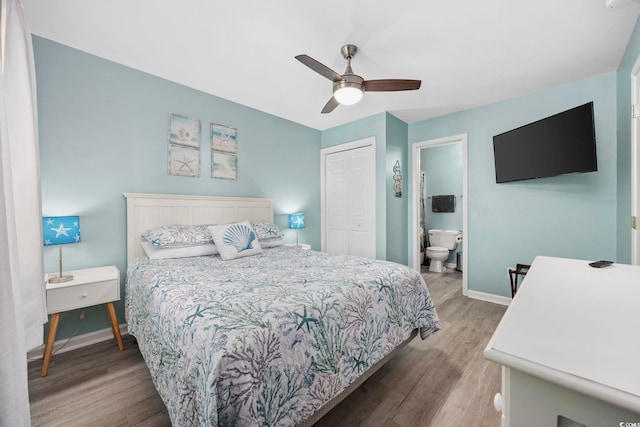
[{"x1": 295, "y1": 44, "x2": 421, "y2": 114}]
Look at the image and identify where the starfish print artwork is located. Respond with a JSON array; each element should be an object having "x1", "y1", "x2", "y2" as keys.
[
  {"x1": 169, "y1": 144, "x2": 200, "y2": 177},
  {"x1": 175, "y1": 153, "x2": 195, "y2": 172}
]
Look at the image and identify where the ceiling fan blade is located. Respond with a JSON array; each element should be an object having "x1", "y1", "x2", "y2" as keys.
[
  {"x1": 321, "y1": 97, "x2": 340, "y2": 114},
  {"x1": 295, "y1": 54, "x2": 344, "y2": 82},
  {"x1": 363, "y1": 79, "x2": 422, "y2": 92}
]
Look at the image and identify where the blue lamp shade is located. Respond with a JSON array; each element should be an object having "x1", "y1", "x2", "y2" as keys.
[
  {"x1": 43, "y1": 216, "x2": 81, "y2": 246},
  {"x1": 289, "y1": 213, "x2": 305, "y2": 230}
]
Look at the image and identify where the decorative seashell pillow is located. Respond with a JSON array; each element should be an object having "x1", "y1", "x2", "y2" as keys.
[{"x1": 208, "y1": 221, "x2": 263, "y2": 260}]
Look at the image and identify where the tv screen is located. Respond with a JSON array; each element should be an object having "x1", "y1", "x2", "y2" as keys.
[{"x1": 493, "y1": 102, "x2": 597, "y2": 183}]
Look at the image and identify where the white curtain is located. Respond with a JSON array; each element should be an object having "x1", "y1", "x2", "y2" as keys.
[{"x1": 0, "y1": 0, "x2": 45, "y2": 425}]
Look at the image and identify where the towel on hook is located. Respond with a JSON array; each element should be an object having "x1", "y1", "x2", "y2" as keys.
[{"x1": 432, "y1": 195, "x2": 456, "y2": 213}]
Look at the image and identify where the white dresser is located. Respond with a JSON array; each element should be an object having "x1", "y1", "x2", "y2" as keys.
[{"x1": 484, "y1": 256, "x2": 640, "y2": 427}]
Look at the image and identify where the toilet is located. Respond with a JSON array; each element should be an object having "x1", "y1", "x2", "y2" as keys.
[{"x1": 426, "y1": 230, "x2": 462, "y2": 273}]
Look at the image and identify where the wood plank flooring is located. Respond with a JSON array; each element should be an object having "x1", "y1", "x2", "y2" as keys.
[{"x1": 28, "y1": 268, "x2": 506, "y2": 426}]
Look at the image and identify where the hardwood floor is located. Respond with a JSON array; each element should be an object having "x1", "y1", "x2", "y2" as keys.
[
  {"x1": 313, "y1": 269, "x2": 506, "y2": 427},
  {"x1": 28, "y1": 268, "x2": 506, "y2": 426}
]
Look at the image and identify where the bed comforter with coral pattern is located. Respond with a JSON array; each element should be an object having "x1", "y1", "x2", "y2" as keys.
[{"x1": 125, "y1": 246, "x2": 440, "y2": 426}]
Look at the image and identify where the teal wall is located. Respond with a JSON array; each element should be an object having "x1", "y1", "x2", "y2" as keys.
[
  {"x1": 320, "y1": 112, "x2": 411, "y2": 264},
  {"x1": 34, "y1": 17, "x2": 640, "y2": 339},
  {"x1": 34, "y1": 37, "x2": 321, "y2": 340},
  {"x1": 420, "y1": 143, "x2": 463, "y2": 264},
  {"x1": 616, "y1": 17, "x2": 640, "y2": 264},
  {"x1": 385, "y1": 114, "x2": 409, "y2": 265},
  {"x1": 320, "y1": 113, "x2": 388, "y2": 260},
  {"x1": 409, "y1": 73, "x2": 618, "y2": 297}
]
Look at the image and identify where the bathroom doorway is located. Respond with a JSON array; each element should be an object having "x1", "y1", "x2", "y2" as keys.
[
  {"x1": 631, "y1": 54, "x2": 640, "y2": 266},
  {"x1": 411, "y1": 134, "x2": 468, "y2": 296}
]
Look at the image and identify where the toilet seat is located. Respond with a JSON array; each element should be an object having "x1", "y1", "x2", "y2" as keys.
[{"x1": 426, "y1": 246, "x2": 448, "y2": 254}]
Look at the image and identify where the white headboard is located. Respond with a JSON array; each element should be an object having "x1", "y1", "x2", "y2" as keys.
[{"x1": 124, "y1": 193, "x2": 274, "y2": 261}]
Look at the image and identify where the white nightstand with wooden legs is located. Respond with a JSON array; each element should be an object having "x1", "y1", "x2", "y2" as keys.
[{"x1": 42, "y1": 265, "x2": 124, "y2": 377}]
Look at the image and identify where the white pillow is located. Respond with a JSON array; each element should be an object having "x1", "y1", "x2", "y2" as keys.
[
  {"x1": 141, "y1": 224, "x2": 212, "y2": 247},
  {"x1": 140, "y1": 241, "x2": 218, "y2": 259},
  {"x1": 208, "y1": 221, "x2": 263, "y2": 260},
  {"x1": 259, "y1": 237, "x2": 285, "y2": 248}
]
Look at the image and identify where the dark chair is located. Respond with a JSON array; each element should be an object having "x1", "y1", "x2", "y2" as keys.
[{"x1": 508, "y1": 263, "x2": 530, "y2": 297}]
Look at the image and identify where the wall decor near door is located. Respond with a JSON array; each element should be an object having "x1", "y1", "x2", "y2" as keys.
[
  {"x1": 393, "y1": 160, "x2": 403, "y2": 198},
  {"x1": 211, "y1": 123, "x2": 238, "y2": 179},
  {"x1": 167, "y1": 113, "x2": 201, "y2": 177}
]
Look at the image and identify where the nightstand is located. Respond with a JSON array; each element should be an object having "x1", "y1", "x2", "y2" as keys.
[
  {"x1": 42, "y1": 265, "x2": 124, "y2": 377},
  {"x1": 286, "y1": 243, "x2": 311, "y2": 250}
]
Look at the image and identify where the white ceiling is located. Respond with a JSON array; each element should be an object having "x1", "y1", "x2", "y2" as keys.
[{"x1": 22, "y1": 0, "x2": 640, "y2": 131}]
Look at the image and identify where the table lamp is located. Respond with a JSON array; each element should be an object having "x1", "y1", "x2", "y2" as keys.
[
  {"x1": 43, "y1": 215, "x2": 81, "y2": 283},
  {"x1": 288, "y1": 212, "x2": 305, "y2": 248}
]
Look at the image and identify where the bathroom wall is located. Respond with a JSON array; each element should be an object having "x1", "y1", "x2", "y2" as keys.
[{"x1": 420, "y1": 143, "x2": 463, "y2": 265}]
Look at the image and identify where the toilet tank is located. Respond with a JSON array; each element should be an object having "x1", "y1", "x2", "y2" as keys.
[{"x1": 428, "y1": 229, "x2": 461, "y2": 250}]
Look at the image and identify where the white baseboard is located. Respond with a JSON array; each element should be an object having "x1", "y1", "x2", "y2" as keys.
[
  {"x1": 28, "y1": 323, "x2": 128, "y2": 360},
  {"x1": 467, "y1": 290, "x2": 511, "y2": 306}
]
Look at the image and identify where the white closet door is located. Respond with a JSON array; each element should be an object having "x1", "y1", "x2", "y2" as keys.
[
  {"x1": 325, "y1": 150, "x2": 349, "y2": 255},
  {"x1": 324, "y1": 144, "x2": 375, "y2": 258},
  {"x1": 347, "y1": 146, "x2": 374, "y2": 258}
]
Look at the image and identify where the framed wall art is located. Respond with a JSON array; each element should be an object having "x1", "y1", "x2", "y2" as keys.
[
  {"x1": 210, "y1": 123, "x2": 237, "y2": 153},
  {"x1": 168, "y1": 113, "x2": 201, "y2": 148},
  {"x1": 212, "y1": 151, "x2": 238, "y2": 180},
  {"x1": 211, "y1": 123, "x2": 238, "y2": 180},
  {"x1": 168, "y1": 144, "x2": 200, "y2": 177},
  {"x1": 167, "y1": 113, "x2": 201, "y2": 177}
]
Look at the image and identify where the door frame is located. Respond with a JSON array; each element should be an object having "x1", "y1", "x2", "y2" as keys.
[
  {"x1": 411, "y1": 133, "x2": 468, "y2": 295},
  {"x1": 632, "y1": 54, "x2": 640, "y2": 266},
  {"x1": 320, "y1": 137, "x2": 376, "y2": 254}
]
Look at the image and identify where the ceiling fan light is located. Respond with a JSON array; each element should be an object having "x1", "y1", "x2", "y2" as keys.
[{"x1": 334, "y1": 86, "x2": 363, "y2": 105}]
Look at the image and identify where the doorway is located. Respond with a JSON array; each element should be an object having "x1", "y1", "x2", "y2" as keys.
[
  {"x1": 632, "y1": 55, "x2": 640, "y2": 265},
  {"x1": 412, "y1": 134, "x2": 468, "y2": 295}
]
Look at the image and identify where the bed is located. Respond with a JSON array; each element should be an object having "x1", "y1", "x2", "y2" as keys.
[{"x1": 124, "y1": 193, "x2": 440, "y2": 426}]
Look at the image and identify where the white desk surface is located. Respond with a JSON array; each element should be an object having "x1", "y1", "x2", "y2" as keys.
[{"x1": 484, "y1": 256, "x2": 640, "y2": 413}]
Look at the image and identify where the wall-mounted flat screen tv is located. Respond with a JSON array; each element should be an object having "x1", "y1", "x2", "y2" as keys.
[{"x1": 493, "y1": 102, "x2": 597, "y2": 183}]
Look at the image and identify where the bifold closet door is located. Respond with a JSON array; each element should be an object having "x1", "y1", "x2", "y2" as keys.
[{"x1": 324, "y1": 145, "x2": 375, "y2": 258}]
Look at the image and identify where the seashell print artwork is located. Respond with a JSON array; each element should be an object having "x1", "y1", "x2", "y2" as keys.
[
  {"x1": 176, "y1": 127, "x2": 191, "y2": 141},
  {"x1": 168, "y1": 113, "x2": 200, "y2": 148},
  {"x1": 223, "y1": 224, "x2": 256, "y2": 252}
]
